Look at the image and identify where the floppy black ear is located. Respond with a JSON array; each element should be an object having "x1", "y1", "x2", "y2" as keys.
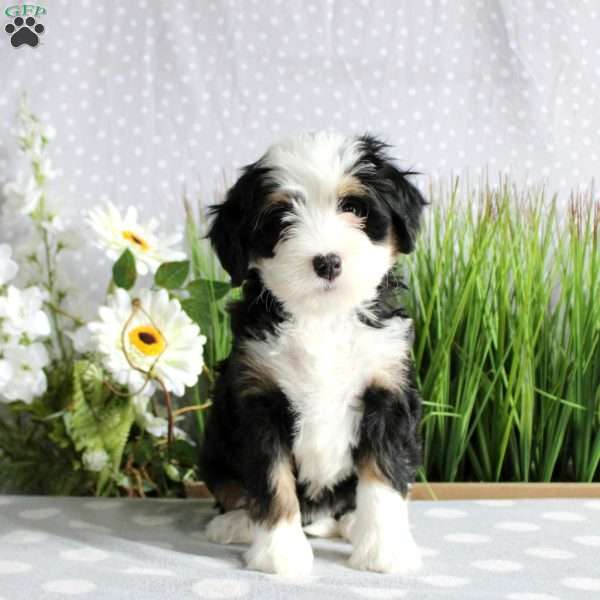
[
  {"x1": 358, "y1": 134, "x2": 427, "y2": 254},
  {"x1": 379, "y1": 164, "x2": 427, "y2": 254},
  {"x1": 208, "y1": 163, "x2": 270, "y2": 287}
]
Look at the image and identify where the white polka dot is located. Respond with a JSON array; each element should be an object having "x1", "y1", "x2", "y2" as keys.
[
  {"x1": 425, "y1": 508, "x2": 467, "y2": 519},
  {"x1": 2, "y1": 529, "x2": 48, "y2": 544},
  {"x1": 495, "y1": 521, "x2": 540, "y2": 532},
  {"x1": 444, "y1": 533, "x2": 491, "y2": 544},
  {"x1": 573, "y1": 535, "x2": 600, "y2": 547},
  {"x1": 42, "y1": 579, "x2": 97, "y2": 595},
  {"x1": 348, "y1": 587, "x2": 406, "y2": 598},
  {"x1": 60, "y1": 547, "x2": 109, "y2": 562},
  {"x1": 525, "y1": 546, "x2": 575, "y2": 560},
  {"x1": 472, "y1": 559, "x2": 523, "y2": 572},
  {"x1": 19, "y1": 507, "x2": 61, "y2": 520},
  {"x1": 419, "y1": 575, "x2": 470, "y2": 588},
  {"x1": 507, "y1": 594, "x2": 560, "y2": 600},
  {"x1": 122, "y1": 567, "x2": 175, "y2": 576},
  {"x1": 418, "y1": 545, "x2": 440, "y2": 557},
  {"x1": 541, "y1": 511, "x2": 585, "y2": 522},
  {"x1": 192, "y1": 578, "x2": 249, "y2": 598},
  {"x1": 562, "y1": 577, "x2": 600, "y2": 591},
  {"x1": 132, "y1": 515, "x2": 175, "y2": 527},
  {"x1": 68, "y1": 520, "x2": 111, "y2": 533},
  {"x1": 0, "y1": 560, "x2": 32, "y2": 574}
]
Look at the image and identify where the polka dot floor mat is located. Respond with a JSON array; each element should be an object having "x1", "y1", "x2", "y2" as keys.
[{"x1": 1, "y1": 495, "x2": 599, "y2": 599}]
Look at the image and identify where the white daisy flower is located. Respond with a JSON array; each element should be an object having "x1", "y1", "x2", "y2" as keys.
[
  {"x1": 0, "y1": 244, "x2": 18, "y2": 286},
  {"x1": 89, "y1": 288, "x2": 207, "y2": 397},
  {"x1": 0, "y1": 343, "x2": 49, "y2": 403},
  {"x1": 2, "y1": 173, "x2": 42, "y2": 216},
  {"x1": 85, "y1": 202, "x2": 185, "y2": 275}
]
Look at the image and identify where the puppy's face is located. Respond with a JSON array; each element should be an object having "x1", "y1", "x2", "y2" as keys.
[{"x1": 209, "y1": 133, "x2": 425, "y2": 316}]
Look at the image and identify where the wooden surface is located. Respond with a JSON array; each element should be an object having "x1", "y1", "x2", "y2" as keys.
[{"x1": 185, "y1": 481, "x2": 600, "y2": 501}]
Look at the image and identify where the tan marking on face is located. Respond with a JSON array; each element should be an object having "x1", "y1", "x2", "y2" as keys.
[
  {"x1": 386, "y1": 230, "x2": 401, "y2": 257},
  {"x1": 336, "y1": 174, "x2": 368, "y2": 199}
]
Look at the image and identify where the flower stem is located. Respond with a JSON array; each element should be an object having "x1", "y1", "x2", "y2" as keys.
[{"x1": 39, "y1": 222, "x2": 68, "y2": 361}]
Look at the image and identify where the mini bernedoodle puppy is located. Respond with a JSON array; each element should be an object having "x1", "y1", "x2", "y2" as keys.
[{"x1": 202, "y1": 132, "x2": 426, "y2": 577}]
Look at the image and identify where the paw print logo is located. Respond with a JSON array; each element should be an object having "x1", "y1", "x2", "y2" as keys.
[{"x1": 5, "y1": 16, "x2": 45, "y2": 48}]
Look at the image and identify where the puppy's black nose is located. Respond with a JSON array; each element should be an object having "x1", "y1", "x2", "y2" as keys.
[{"x1": 312, "y1": 253, "x2": 342, "y2": 281}]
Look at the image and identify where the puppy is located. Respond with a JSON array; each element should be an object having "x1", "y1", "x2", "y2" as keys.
[{"x1": 202, "y1": 132, "x2": 425, "y2": 577}]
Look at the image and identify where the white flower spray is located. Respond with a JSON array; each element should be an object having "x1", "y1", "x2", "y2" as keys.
[
  {"x1": 1, "y1": 96, "x2": 75, "y2": 362},
  {"x1": 0, "y1": 244, "x2": 51, "y2": 403}
]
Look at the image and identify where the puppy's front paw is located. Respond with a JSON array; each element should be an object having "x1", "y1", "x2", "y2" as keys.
[
  {"x1": 245, "y1": 520, "x2": 314, "y2": 577},
  {"x1": 349, "y1": 530, "x2": 422, "y2": 575}
]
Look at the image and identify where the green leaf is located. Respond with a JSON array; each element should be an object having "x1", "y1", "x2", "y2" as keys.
[
  {"x1": 181, "y1": 296, "x2": 211, "y2": 334},
  {"x1": 187, "y1": 278, "x2": 231, "y2": 301},
  {"x1": 155, "y1": 260, "x2": 190, "y2": 289},
  {"x1": 112, "y1": 249, "x2": 136, "y2": 290},
  {"x1": 65, "y1": 361, "x2": 135, "y2": 485}
]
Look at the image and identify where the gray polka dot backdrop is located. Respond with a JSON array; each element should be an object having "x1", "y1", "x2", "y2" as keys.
[
  {"x1": 1, "y1": 496, "x2": 600, "y2": 599},
  {"x1": 1, "y1": 0, "x2": 599, "y2": 257}
]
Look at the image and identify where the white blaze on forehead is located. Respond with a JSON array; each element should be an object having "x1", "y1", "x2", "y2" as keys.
[
  {"x1": 255, "y1": 131, "x2": 394, "y2": 317},
  {"x1": 262, "y1": 131, "x2": 363, "y2": 202}
]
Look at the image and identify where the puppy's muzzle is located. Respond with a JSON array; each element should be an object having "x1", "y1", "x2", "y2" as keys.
[{"x1": 312, "y1": 253, "x2": 342, "y2": 281}]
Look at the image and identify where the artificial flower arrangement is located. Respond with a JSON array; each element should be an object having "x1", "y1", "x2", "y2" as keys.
[{"x1": 0, "y1": 99, "x2": 231, "y2": 496}]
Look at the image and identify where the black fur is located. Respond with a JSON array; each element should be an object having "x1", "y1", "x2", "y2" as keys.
[
  {"x1": 207, "y1": 163, "x2": 277, "y2": 287},
  {"x1": 355, "y1": 134, "x2": 427, "y2": 253}
]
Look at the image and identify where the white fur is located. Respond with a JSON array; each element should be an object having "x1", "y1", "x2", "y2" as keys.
[
  {"x1": 245, "y1": 516, "x2": 314, "y2": 578},
  {"x1": 206, "y1": 509, "x2": 253, "y2": 545},
  {"x1": 263, "y1": 131, "x2": 363, "y2": 198},
  {"x1": 349, "y1": 477, "x2": 422, "y2": 574},
  {"x1": 302, "y1": 516, "x2": 339, "y2": 538},
  {"x1": 242, "y1": 314, "x2": 411, "y2": 498}
]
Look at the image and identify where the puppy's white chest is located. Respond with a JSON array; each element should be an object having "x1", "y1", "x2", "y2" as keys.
[{"x1": 245, "y1": 314, "x2": 412, "y2": 497}]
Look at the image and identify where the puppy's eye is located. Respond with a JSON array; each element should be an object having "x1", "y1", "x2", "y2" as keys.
[{"x1": 339, "y1": 197, "x2": 368, "y2": 219}]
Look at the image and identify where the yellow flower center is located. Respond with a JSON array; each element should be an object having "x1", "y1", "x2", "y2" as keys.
[
  {"x1": 122, "y1": 230, "x2": 149, "y2": 251},
  {"x1": 128, "y1": 325, "x2": 166, "y2": 356}
]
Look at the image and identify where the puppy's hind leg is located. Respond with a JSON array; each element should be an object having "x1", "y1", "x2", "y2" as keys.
[{"x1": 206, "y1": 509, "x2": 254, "y2": 545}]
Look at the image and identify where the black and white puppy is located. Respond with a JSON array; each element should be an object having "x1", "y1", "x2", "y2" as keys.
[{"x1": 202, "y1": 132, "x2": 425, "y2": 577}]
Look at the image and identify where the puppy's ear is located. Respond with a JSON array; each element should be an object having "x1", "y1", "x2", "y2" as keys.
[
  {"x1": 208, "y1": 163, "x2": 269, "y2": 287},
  {"x1": 359, "y1": 135, "x2": 427, "y2": 254},
  {"x1": 379, "y1": 165, "x2": 426, "y2": 254}
]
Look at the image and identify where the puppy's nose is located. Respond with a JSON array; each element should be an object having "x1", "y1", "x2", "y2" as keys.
[{"x1": 312, "y1": 253, "x2": 342, "y2": 281}]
